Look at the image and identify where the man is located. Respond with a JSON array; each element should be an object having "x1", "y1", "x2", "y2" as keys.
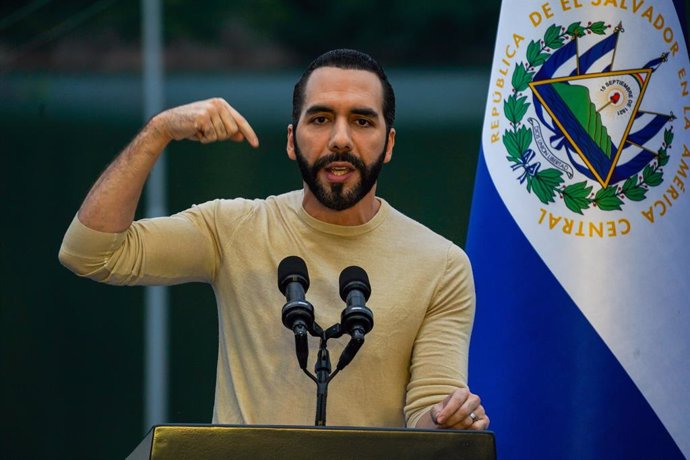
[{"x1": 59, "y1": 49, "x2": 489, "y2": 430}]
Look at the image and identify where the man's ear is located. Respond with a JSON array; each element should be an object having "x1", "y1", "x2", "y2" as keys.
[
  {"x1": 286, "y1": 124, "x2": 296, "y2": 161},
  {"x1": 384, "y1": 128, "x2": 396, "y2": 164}
]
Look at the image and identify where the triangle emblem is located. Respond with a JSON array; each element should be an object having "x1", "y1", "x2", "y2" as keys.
[{"x1": 529, "y1": 69, "x2": 651, "y2": 187}]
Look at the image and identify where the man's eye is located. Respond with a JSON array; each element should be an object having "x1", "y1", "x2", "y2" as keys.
[
  {"x1": 311, "y1": 116, "x2": 328, "y2": 124},
  {"x1": 355, "y1": 118, "x2": 372, "y2": 127}
]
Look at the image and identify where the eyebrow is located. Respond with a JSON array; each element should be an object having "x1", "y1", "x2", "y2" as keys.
[{"x1": 304, "y1": 105, "x2": 379, "y2": 118}]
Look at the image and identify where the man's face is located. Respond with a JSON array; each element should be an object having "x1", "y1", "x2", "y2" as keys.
[{"x1": 287, "y1": 67, "x2": 395, "y2": 211}]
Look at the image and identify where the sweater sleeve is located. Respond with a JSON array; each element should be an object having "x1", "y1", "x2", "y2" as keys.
[
  {"x1": 58, "y1": 199, "x2": 244, "y2": 286},
  {"x1": 403, "y1": 244, "x2": 476, "y2": 427}
]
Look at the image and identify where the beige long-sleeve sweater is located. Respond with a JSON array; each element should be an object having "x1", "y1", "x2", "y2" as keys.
[{"x1": 59, "y1": 190, "x2": 475, "y2": 428}]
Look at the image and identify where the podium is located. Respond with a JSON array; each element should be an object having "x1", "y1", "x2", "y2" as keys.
[{"x1": 127, "y1": 424, "x2": 496, "y2": 460}]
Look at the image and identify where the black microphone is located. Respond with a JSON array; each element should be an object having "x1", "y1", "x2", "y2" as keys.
[
  {"x1": 278, "y1": 256, "x2": 314, "y2": 370},
  {"x1": 336, "y1": 266, "x2": 374, "y2": 370}
]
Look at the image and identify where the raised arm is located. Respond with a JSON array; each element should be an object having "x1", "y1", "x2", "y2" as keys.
[{"x1": 78, "y1": 98, "x2": 259, "y2": 233}]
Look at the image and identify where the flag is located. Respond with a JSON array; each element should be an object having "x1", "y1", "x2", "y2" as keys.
[{"x1": 467, "y1": 1, "x2": 690, "y2": 458}]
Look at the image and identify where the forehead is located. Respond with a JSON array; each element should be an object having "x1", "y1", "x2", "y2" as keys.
[{"x1": 302, "y1": 67, "x2": 384, "y2": 113}]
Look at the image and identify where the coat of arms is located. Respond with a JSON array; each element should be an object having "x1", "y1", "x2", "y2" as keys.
[{"x1": 503, "y1": 21, "x2": 674, "y2": 214}]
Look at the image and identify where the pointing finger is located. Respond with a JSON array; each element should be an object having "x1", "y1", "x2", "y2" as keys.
[{"x1": 225, "y1": 102, "x2": 259, "y2": 148}]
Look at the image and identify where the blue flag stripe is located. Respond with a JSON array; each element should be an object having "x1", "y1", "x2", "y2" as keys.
[{"x1": 466, "y1": 151, "x2": 685, "y2": 459}]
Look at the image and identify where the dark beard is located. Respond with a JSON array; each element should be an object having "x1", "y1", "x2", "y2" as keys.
[{"x1": 294, "y1": 141, "x2": 387, "y2": 211}]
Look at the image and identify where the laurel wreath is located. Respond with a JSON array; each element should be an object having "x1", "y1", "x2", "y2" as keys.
[{"x1": 503, "y1": 21, "x2": 673, "y2": 214}]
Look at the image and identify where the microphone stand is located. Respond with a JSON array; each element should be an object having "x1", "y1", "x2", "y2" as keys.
[
  {"x1": 280, "y1": 261, "x2": 373, "y2": 426},
  {"x1": 293, "y1": 322, "x2": 356, "y2": 426},
  {"x1": 314, "y1": 338, "x2": 331, "y2": 426}
]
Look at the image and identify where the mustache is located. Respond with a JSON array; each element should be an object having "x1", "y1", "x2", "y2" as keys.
[{"x1": 312, "y1": 152, "x2": 366, "y2": 172}]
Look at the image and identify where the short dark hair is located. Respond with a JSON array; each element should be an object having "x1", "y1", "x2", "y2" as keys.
[{"x1": 292, "y1": 49, "x2": 396, "y2": 132}]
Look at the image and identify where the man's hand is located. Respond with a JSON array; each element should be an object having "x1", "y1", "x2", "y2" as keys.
[
  {"x1": 152, "y1": 98, "x2": 260, "y2": 147},
  {"x1": 76, "y1": 97, "x2": 259, "y2": 233},
  {"x1": 417, "y1": 387, "x2": 490, "y2": 430}
]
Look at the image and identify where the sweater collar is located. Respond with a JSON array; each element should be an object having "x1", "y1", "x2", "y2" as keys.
[{"x1": 290, "y1": 190, "x2": 389, "y2": 237}]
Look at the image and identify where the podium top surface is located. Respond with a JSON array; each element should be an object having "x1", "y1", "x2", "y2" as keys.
[{"x1": 127, "y1": 424, "x2": 496, "y2": 460}]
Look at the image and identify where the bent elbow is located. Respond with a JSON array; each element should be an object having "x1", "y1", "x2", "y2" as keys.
[
  {"x1": 58, "y1": 243, "x2": 85, "y2": 275},
  {"x1": 58, "y1": 243, "x2": 112, "y2": 282}
]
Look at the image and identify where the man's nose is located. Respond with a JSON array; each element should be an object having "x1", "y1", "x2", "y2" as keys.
[{"x1": 328, "y1": 118, "x2": 352, "y2": 152}]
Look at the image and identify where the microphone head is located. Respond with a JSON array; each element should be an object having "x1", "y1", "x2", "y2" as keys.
[
  {"x1": 339, "y1": 266, "x2": 371, "y2": 301},
  {"x1": 278, "y1": 256, "x2": 310, "y2": 294}
]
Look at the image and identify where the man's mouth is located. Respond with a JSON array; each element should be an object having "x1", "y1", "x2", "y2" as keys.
[
  {"x1": 328, "y1": 166, "x2": 352, "y2": 176},
  {"x1": 323, "y1": 162, "x2": 356, "y2": 182}
]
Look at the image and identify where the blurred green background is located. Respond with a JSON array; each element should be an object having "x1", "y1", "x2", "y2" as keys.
[{"x1": 1, "y1": 0, "x2": 491, "y2": 458}]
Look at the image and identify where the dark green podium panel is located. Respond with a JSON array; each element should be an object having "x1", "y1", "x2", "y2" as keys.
[{"x1": 127, "y1": 424, "x2": 496, "y2": 460}]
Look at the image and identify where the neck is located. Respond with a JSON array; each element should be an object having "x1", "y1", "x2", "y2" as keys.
[{"x1": 301, "y1": 185, "x2": 381, "y2": 226}]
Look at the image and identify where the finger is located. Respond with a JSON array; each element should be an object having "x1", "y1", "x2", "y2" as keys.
[
  {"x1": 188, "y1": 114, "x2": 212, "y2": 143},
  {"x1": 189, "y1": 125, "x2": 207, "y2": 142},
  {"x1": 444, "y1": 390, "x2": 481, "y2": 429},
  {"x1": 211, "y1": 114, "x2": 228, "y2": 139},
  {"x1": 443, "y1": 392, "x2": 481, "y2": 428},
  {"x1": 198, "y1": 121, "x2": 218, "y2": 144},
  {"x1": 474, "y1": 413, "x2": 490, "y2": 430},
  {"x1": 470, "y1": 404, "x2": 487, "y2": 422},
  {"x1": 432, "y1": 394, "x2": 452, "y2": 426},
  {"x1": 462, "y1": 406, "x2": 483, "y2": 428},
  {"x1": 429, "y1": 403, "x2": 443, "y2": 426},
  {"x1": 190, "y1": 99, "x2": 228, "y2": 143},
  {"x1": 435, "y1": 388, "x2": 469, "y2": 425},
  {"x1": 226, "y1": 103, "x2": 259, "y2": 148},
  {"x1": 466, "y1": 409, "x2": 490, "y2": 431},
  {"x1": 217, "y1": 105, "x2": 241, "y2": 141}
]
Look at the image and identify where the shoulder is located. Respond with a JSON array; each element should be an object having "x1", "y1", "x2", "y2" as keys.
[
  {"x1": 179, "y1": 190, "x2": 301, "y2": 222},
  {"x1": 383, "y1": 200, "x2": 466, "y2": 257},
  {"x1": 377, "y1": 200, "x2": 472, "y2": 280}
]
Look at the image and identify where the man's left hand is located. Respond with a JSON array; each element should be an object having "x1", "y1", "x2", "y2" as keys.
[{"x1": 419, "y1": 387, "x2": 490, "y2": 430}]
